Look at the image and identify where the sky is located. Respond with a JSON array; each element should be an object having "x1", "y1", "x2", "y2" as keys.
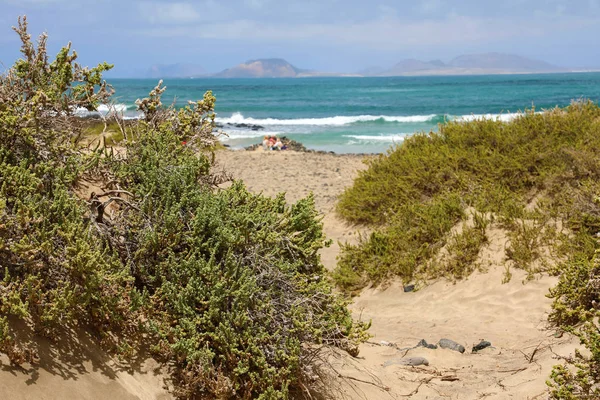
[{"x1": 1, "y1": 0, "x2": 599, "y2": 77}]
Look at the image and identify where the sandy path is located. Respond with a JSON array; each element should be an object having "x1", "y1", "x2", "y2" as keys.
[{"x1": 217, "y1": 149, "x2": 579, "y2": 400}]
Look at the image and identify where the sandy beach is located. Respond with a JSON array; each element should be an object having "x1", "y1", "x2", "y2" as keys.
[{"x1": 1, "y1": 148, "x2": 579, "y2": 400}]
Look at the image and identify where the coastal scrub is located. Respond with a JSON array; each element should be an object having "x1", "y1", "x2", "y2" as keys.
[
  {"x1": 335, "y1": 97, "x2": 600, "y2": 395},
  {"x1": 0, "y1": 17, "x2": 367, "y2": 399}
]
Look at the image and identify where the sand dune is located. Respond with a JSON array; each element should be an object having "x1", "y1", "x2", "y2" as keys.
[
  {"x1": 0, "y1": 149, "x2": 578, "y2": 399},
  {"x1": 217, "y1": 149, "x2": 579, "y2": 399},
  {"x1": 0, "y1": 326, "x2": 172, "y2": 400}
]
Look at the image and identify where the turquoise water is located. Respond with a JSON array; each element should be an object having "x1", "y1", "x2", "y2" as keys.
[{"x1": 109, "y1": 73, "x2": 600, "y2": 153}]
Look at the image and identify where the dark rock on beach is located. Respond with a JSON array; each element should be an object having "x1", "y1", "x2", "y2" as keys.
[
  {"x1": 472, "y1": 340, "x2": 492, "y2": 353},
  {"x1": 404, "y1": 284, "x2": 415, "y2": 293},
  {"x1": 417, "y1": 339, "x2": 438, "y2": 350},
  {"x1": 438, "y1": 338, "x2": 466, "y2": 353}
]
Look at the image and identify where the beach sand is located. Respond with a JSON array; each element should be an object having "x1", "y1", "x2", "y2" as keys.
[
  {"x1": 0, "y1": 149, "x2": 579, "y2": 399},
  {"x1": 217, "y1": 149, "x2": 579, "y2": 400}
]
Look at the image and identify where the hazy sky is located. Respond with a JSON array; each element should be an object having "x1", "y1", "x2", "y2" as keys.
[{"x1": 1, "y1": 0, "x2": 599, "y2": 77}]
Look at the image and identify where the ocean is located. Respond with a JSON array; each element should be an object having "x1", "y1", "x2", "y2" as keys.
[{"x1": 107, "y1": 73, "x2": 600, "y2": 154}]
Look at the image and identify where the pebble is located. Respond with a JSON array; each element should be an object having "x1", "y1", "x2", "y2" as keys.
[
  {"x1": 417, "y1": 339, "x2": 438, "y2": 349},
  {"x1": 472, "y1": 340, "x2": 492, "y2": 353},
  {"x1": 404, "y1": 284, "x2": 415, "y2": 293},
  {"x1": 438, "y1": 338, "x2": 466, "y2": 353}
]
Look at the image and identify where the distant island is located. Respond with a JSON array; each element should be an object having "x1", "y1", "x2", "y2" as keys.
[
  {"x1": 375, "y1": 53, "x2": 566, "y2": 76},
  {"x1": 144, "y1": 53, "x2": 576, "y2": 79}
]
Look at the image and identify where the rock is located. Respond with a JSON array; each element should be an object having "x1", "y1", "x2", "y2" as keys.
[
  {"x1": 230, "y1": 123, "x2": 265, "y2": 131},
  {"x1": 384, "y1": 357, "x2": 429, "y2": 367},
  {"x1": 403, "y1": 284, "x2": 415, "y2": 293},
  {"x1": 472, "y1": 340, "x2": 492, "y2": 353},
  {"x1": 438, "y1": 338, "x2": 465, "y2": 353},
  {"x1": 417, "y1": 339, "x2": 438, "y2": 349}
]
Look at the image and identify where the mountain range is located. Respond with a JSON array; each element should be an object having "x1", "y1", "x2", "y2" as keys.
[{"x1": 144, "y1": 53, "x2": 570, "y2": 79}]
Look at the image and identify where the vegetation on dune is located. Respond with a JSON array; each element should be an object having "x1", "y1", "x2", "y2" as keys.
[
  {"x1": 335, "y1": 101, "x2": 600, "y2": 290},
  {"x1": 336, "y1": 94, "x2": 600, "y2": 394},
  {"x1": 0, "y1": 17, "x2": 368, "y2": 399}
]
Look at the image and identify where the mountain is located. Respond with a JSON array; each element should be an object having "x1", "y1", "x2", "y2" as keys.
[
  {"x1": 375, "y1": 53, "x2": 565, "y2": 77},
  {"x1": 447, "y1": 53, "x2": 560, "y2": 72},
  {"x1": 145, "y1": 63, "x2": 207, "y2": 79},
  {"x1": 378, "y1": 59, "x2": 447, "y2": 76},
  {"x1": 215, "y1": 59, "x2": 303, "y2": 78}
]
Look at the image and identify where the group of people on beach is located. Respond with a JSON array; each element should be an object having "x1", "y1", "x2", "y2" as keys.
[{"x1": 262, "y1": 135, "x2": 286, "y2": 151}]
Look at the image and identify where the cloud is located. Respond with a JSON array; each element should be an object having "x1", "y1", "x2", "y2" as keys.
[
  {"x1": 243, "y1": 0, "x2": 271, "y2": 9},
  {"x1": 134, "y1": 12, "x2": 600, "y2": 51},
  {"x1": 416, "y1": 0, "x2": 443, "y2": 14},
  {"x1": 139, "y1": 2, "x2": 202, "y2": 24}
]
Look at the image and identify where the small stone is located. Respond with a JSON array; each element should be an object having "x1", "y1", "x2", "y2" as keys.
[
  {"x1": 417, "y1": 339, "x2": 438, "y2": 350},
  {"x1": 404, "y1": 284, "x2": 415, "y2": 293},
  {"x1": 384, "y1": 357, "x2": 429, "y2": 367},
  {"x1": 472, "y1": 340, "x2": 492, "y2": 353},
  {"x1": 438, "y1": 338, "x2": 466, "y2": 353}
]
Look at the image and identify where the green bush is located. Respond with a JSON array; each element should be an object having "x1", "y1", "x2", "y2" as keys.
[
  {"x1": 547, "y1": 254, "x2": 600, "y2": 399},
  {"x1": 334, "y1": 193, "x2": 464, "y2": 291},
  {"x1": 0, "y1": 17, "x2": 133, "y2": 362},
  {"x1": 335, "y1": 101, "x2": 600, "y2": 289},
  {"x1": 108, "y1": 121, "x2": 366, "y2": 397},
  {"x1": 0, "y1": 17, "x2": 367, "y2": 399}
]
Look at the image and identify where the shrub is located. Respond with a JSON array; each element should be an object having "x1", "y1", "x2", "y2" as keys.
[
  {"x1": 334, "y1": 193, "x2": 464, "y2": 292},
  {"x1": 335, "y1": 101, "x2": 600, "y2": 289},
  {"x1": 547, "y1": 254, "x2": 600, "y2": 399},
  {"x1": 0, "y1": 16, "x2": 134, "y2": 361},
  {"x1": 0, "y1": 17, "x2": 367, "y2": 399}
]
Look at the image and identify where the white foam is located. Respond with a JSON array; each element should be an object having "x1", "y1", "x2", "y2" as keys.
[
  {"x1": 216, "y1": 112, "x2": 437, "y2": 126},
  {"x1": 74, "y1": 103, "x2": 130, "y2": 117},
  {"x1": 97, "y1": 104, "x2": 129, "y2": 113},
  {"x1": 454, "y1": 112, "x2": 526, "y2": 122},
  {"x1": 343, "y1": 134, "x2": 407, "y2": 142}
]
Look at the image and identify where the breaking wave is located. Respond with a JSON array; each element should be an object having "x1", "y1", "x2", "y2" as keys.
[
  {"x1": 217, "y1": 111, "x2": 529, "y2": 127},
  {"x1": 216, "y1": 113, "x2": 439, "y2": 126},
  {"x1": 343, "y1": 134, "x2": 407, "y2": 143}
]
